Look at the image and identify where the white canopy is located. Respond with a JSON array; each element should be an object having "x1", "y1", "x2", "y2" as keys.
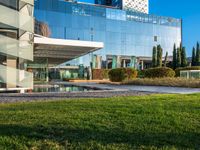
[{"x1": 34, "y1": 35, "x2": 104, "y2": 65}]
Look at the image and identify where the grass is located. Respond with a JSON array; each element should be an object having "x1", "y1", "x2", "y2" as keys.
[
  {"x1": 123, "y1": 77, "x2": 200, "y2": 88},
  {"x1": 0, "y1": 94, "x2": 200, "y2": 150}
]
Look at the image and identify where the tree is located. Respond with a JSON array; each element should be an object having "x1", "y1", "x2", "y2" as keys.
[
  {"x1": 180, "y1": 42, "x2": 183, "y2": 52},
  {"x1": 181, "y1": 47, "x2": 187, "y2": 67},
  {"x1": 192, "y1": 47, "x2": 196, "y2": 66},
  {"x1": 196, "y1": 42, "x2": 200, "y2": 66},
  {"x1": 152, "y1": 46, "x2": 157, "y2": 67},
  {"x1": 157, "y1": 45, "x2": 163, "y2": 67},
  {"x1": 172, "y1": 44, "x2": 177, "y2": 69},
  {"x1": 177, "y1": 48, "x2": 181, "y2": 68},
  {"x1": 40, "y1": 22, "x2": 51, "y2": 37},
  {"x1": 164, "y1": 52, "x2": 168, "y2": 67}
]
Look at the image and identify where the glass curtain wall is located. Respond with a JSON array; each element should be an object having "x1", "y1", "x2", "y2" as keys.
[{"x1": 34, "y1": 0, "x2": 181, "y2": 68}]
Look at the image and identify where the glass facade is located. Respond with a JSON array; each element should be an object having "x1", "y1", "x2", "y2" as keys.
[
  {"x1": 0, "y1": 0, "x2": 34, "y2": 90},
  {"x1": 34, "y1": 0, "x2": 181, "y2": 68},
  {"x1": 95, "y1": 0, "x2": 122, "y2": 9}
]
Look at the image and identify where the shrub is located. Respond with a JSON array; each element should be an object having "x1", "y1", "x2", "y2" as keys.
[
  {"x1": 123, "y1": 78, "x2": 200, "y2": 88},
  {"x1": 175, "y1": 66, "x2": 200, "y2": 77},
  {"x1": 137, "y1": 70, "x2": 145, "y2": 78},
  {"x1": 125, "y1": 68, "x2": 138, "y2": 80},
  {"x1": 144, "y1": 67, "x2": 175, "y2": 78},
  {"x1": 108, "y1": 68, "x2": 126, "y2": 82},
  {"x1": 108, "y1": 68, "x2": 138, "y2": 82},
  {"x1": 92, "y1": 69, "x2": 110, "y2": 80}
]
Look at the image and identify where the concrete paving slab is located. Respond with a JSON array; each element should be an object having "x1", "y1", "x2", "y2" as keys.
[{"x1": 60, "y1": 82, "x2": 200, "y2": 94}]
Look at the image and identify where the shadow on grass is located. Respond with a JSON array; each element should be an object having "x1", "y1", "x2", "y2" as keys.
[{"x1": 0, "y1": 124, "x2": 199, "y2": 149}]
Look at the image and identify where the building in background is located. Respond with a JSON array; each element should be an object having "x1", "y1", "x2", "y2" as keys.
[
  {"x1": 0, "y1": 0, "x2": 34, "y2": 92},
  {"x1": 95, "y1": 0, "x2": 149, "y2": 14},
  {"x1": 33, "y1": 0, "x2": 181, "y2": 73},
  {"x1": 122, "y1": 0, "x2": 149, "y2": 13},
  {"x1": 0, "y1": 0, "x2": 182, "y2": 89}
]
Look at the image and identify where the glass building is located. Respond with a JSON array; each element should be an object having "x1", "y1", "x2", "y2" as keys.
[
  {"x1": 0, "y1": 0, "x2": 34, "y2": 92},
  {"x1": 0, "y1": 0, "x2": 182, "y2": 90},
  {"x1": 34, "y1": 0, "x2": 181, "y2": 70},
  {"x1": 95, "y1": 0, "x2": 149, "y2": 14}
]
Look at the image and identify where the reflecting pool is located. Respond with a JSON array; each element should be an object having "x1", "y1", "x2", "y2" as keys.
[{"x1": 33, "y1": 84, "x2": 99, "y2": 93}]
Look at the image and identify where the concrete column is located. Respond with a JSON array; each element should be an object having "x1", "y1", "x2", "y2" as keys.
[
  {"x1": 117, "y1": 56, "x2": 121, "y2": 68},
  {"x1": 112, "y1": 56, "x2": 117, "y2": 69},
  {"x1": 123, "y1": 59, "x2": 126, "y2": 68},
  {"x1": 130, "y1": 56, "x2": 136, "y2": 69},
  {"x1": 96, "y1": 55, "x2": 102, "y2": 69},
  {"x1": 140, "y1": 60, "x2": 144, "y2": 70},
  {"x1": 46, "y1": 58, "x2": 49, "y2": 82}
]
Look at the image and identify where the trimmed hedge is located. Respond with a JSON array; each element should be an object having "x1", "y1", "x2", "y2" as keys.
[
  {"x1": 92, "y1": 69, "x2": 110, "y2": 80},
  {"x1": 144, "y1": 67, "x2": 175, "y2": 78},
  {"x1": 108, "y1": 68, "x2": 138, "y2": 82},
  {"x1": 175, "y1": 66, "x2": 200, "y2": 77},
  {"x1": 123, "y1": 77, "x2": 200, "y2": 88}
]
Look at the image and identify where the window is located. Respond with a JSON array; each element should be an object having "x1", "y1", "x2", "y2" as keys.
[
  {"x1": 0, "y1": 0, "x2": 18, "y2": 10},
  {"x1": 154, "y1": 36, "x2": 157, "y2": 42}
]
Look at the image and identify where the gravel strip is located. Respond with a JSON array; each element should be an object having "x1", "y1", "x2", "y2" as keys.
[{"x1": 0, "y1": 90, "x2": 155, "y2": 103}]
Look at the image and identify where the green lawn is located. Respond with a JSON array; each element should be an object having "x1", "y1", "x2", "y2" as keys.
[{"x1": 0, "y1": 94, "x2": 200, "y2": 150}]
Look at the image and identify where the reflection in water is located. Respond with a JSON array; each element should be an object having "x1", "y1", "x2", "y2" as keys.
[{"x1": 33, "y1": 84, "x2": 98, "y2": 93}]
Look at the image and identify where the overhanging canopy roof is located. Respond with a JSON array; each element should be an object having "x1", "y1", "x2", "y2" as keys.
[{"x1": 34, "y1": 35, "x2": 104, "y2": 65}]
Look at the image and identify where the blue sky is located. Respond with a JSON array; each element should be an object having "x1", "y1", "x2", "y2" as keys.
[
  {"x1": 81, "y1": 0, "x2": 200, "y2": 56},
  {"x1": 150, "y1": 0, "x2": 200, "y2": 56}
]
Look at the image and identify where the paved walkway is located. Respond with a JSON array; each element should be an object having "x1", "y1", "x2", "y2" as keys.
[
  {"x1": 0, "y1": 82, "x2": 199, "y2": 103},
  {"x1": 0, "y1": 90, "x2": 152, "y2": 103},
  {"x1": 60, "y1": 82, "x2": 200, "y2": 94}
]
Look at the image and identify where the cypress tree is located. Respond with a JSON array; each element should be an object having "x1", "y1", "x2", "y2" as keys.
[
  {"x1": 152, "y1": 46, "x2": 157, "y2": 67},
  {"x1": 172, "y1": 44, "x2": 177, "y2": 69},
  {"x1": 157, "y1": 45, "x2": 163, "y2": 67},
  {"x1": 177, "y1": 48, "x2": 181, "y2": 68},
  {"x1": 192, "y1": 47, "x2": 196, "y2": 66},
  {"x1": 179, "y1": 42, "x2": 183, "y2": 54},
  {"x1": 181, "y1": 47, "x2": 187, "y2": 67},
  {"x1": 164, "y1": 51, "x2": 168, "y2": 67},
  {"x1": 196, "y1": 42, "x2": 200, "y2": 66}
]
